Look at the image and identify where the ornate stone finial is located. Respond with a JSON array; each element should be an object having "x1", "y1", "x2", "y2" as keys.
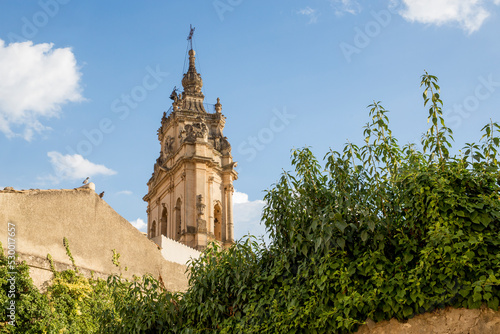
[
  {"x1": 182, "y1": 49, "x2": 203, "y2": 96},
  {"x1": 215, "y1": 97, "x2": 222, "y2": 113},
  {"x1": 188, "y1": 49, "x2": 196, "y2": 69}
]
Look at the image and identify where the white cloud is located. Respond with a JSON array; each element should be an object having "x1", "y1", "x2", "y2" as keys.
[
  {"x1": 117, "y1": 190, "x2": 133, "y2": 195},
  {"x1": 330, "y1": 0, "x2": 362, "y2": 16},
  {"x1": 233, "y1": 191, "x2": 268, "y2": 241},
  {"x1": 298, "y1": 6, "x2": 319, "y2": 24},
  {"x1": 233, "y1": 191, "x2": 251, "y2": 204},
  {"x1": 43, "y1": 151, "x2": 116, "y2": 183},
  {"x1": 0, "y1": 39, "x2": 84, "y2": 141},
  {"x1": 130, "y1": 218, "x2": 147, "y2": 231},
  {"x1": 398, "y1": 0, "x2": 500, "y2": 33}
]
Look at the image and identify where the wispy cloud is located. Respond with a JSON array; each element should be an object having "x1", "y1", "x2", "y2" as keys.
[
  {"x1": 298, "y1": 6, "x2": 319, "y2": 24},
  {"x1": 398, "y1": 0, "x2": 500, "y2": 34},
  {"x1": 40, "y1": 151, "x2": 116, "y2": 184},
  {"x1": 116, "y1": 190, "x2": 133, "y2": 195},
  {"x1": 130, "y1": 218, "x2": 147, "y2": 231},
  {"x1": 0, "y1": 40, "x2": 84, "y2": 141},
  {"x1": 330, "y1": 0, "x2": 362, "y2": 16}
]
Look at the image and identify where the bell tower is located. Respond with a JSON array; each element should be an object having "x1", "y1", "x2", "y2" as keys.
[{"x1": 143, "y1": 32, "x2": 237, "y2": 250}]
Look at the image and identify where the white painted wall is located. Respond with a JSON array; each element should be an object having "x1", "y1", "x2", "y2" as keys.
[{"x1": 152, "y1": 235, "x2": 201, "y2": 265}]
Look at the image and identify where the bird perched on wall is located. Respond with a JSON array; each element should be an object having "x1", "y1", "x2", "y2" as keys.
[
  {"x1": 99, "y1": 191, "x2": 105, "y2": 198},
  {"x1": 83, "y1": 177, "x2": 89, "y2": 184}
]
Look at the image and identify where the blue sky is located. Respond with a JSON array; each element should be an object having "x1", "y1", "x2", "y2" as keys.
[{"x1": 1, "y1": 0, "x2": 500, "y2": 240}]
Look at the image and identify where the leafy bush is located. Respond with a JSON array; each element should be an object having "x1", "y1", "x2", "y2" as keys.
[
  {"x1": 1, "y1": 73, "x2": 499, "y2": 333},
  {"x1": 0, "y1": 242, "x2": 50, "y2": 333},
  {"x1": 180, "y1": 72, "x2": 500, "y2": 333},
  {"x1": 98, "y1": 274, "x2": 183, "y2": 333}
]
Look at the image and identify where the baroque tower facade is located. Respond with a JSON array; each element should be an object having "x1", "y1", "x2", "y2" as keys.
[{"x1": 143, "y1": 47, "x2": 237, "y2": 250}]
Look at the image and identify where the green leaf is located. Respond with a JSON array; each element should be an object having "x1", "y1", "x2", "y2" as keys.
[
  {"x1": 335, "y1": 221, "x2": 347, "y2": 233},
  {"x1": 487, "y1": 297, "x2": 499, "y2": 310},
  {"x1": 302, "y1": 244, "x2": 308, "y2": 257},
  {"x1": 404, "y1": 253, "x2": 414, "y2": 263},
  {"x1": 336, "y1": 238, "x2": 345, "y2": 249},
  {"x1": 403, "y1": 306, "x2": 413, "y2": 317},
  {"x1": 315, "y1": 237, "x2": 322, "y2": 251}
]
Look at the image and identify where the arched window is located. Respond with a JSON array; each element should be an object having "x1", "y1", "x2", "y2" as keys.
[
  {"x1": 151, "y1": 220, "x2": 157, "y2": 238},
  {"x1": 214, "y1": 203, "x2": 222, "y2": 241},
  {"x1": 175, "y1": 198, "x2": 182, "y2": 241},
  {"x1": 160, "y1": 206, "x2": 168, "y2": 237}
]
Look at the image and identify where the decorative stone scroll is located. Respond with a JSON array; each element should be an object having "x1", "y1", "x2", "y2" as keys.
[{"x1": 180, "y1": 122, "x2": 208, "y2": 143}]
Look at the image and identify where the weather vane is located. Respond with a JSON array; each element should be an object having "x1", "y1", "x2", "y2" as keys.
[{"x1": 187, "y1": 24, "x2": 195, "y2": 49}]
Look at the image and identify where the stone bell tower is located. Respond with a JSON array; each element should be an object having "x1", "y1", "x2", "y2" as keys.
[{"x1": 143, "y1": 44, "x2": 238, "y2": 250}]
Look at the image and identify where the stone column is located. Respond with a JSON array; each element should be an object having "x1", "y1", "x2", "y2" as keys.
[
  {"x1": 170, "y1": 177, "x2": 175, "y2": 240},
  {"x1": 208, "y1": 176, "x2": 214, "y2": 234},
  {"x1": 181, "y1": 170, "x2": 187, "y2": 243},
  {"x1": 226, "y1": 184, "x2": 234, "y2": 242}
]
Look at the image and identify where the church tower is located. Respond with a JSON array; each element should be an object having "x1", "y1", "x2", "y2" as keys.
[{"x1": 143, "y1": 39, "x2": 237, "y2": 250}]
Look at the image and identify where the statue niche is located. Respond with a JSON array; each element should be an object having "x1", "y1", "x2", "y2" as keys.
[
  {"x1": 196, "y1": 194, "x2": 207, "y2": 233},
  {"x1": 163, "y1": 135, "x2": 175, "y2": 157}
]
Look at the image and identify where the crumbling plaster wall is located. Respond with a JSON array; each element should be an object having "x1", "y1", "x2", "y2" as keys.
[
  {"x1": 0, "y1": 188, "x2": 188, "y2": 292},
  {"x1": 356, "y1": 306, "x2": 500, "y2": 334}
]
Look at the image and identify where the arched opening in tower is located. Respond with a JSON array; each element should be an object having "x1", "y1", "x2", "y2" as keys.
[
  {"x1": 161, "y1": 206, "x2": 168, "y2": 238},
  {"x1": 175, "y1": 198, "x2": 182, "y2": 241},
  {"x1": 151, "y1": 220, "x2": 157, "y2": 238},
  {"x1": 214, "y1": 203, "x2": 222, "y2": 241}
]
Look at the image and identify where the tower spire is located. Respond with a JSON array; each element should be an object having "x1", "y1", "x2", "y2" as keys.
[
  {"x1": 179, "y1": 25, "x2": 205, "y2": 112},
  {"x1": 144, "y1": 29, "x2": 238, "y2": 250}
]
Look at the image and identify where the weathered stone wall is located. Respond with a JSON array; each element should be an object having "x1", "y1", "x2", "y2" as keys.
[
  {"x1": 0, "y1": 188, "x2": 189, "y2": 292},
  {"x1": 356, "y1": 306, "x2": 500, "y2": 334}
]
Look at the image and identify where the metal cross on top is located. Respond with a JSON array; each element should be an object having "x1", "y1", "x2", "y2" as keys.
[{"x1": 187, "y1": 24, "x2": 195, "y2": 49}]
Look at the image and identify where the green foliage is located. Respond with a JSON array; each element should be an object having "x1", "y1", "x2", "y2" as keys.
[
  {"x1": 1, "y1": 73, "x2": 499, "y2": 333},
  {"x1": 112, "y1": 249, "x2": 121, "y2": 267},
  {"x1": 63, "y1": 237, "x2": 79, "y2": 274},
  {"x1": 1, "y1": 239, "x2": 184, "y2": 333},
  {"x1": 182, "y1": 238, "x2": 265, "y2": 332},
  {"x1": 420, "y1": 71, "x2": 454, "y2": 162},
  {"x1": 42, "y1": 270, "x2": 105, "y2": 333},
  {"x1": 98, "y1": 274, "x2": 183, "y2": 333},
  {"x1": 0, "y1": 242, "x2": 50, "y2": 333},
  {"x1": 177, "y1": 72, "x2": 500, "y2": 332}
]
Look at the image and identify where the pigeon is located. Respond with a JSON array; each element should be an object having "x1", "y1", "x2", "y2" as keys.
[
  {"x1": 83, "y1": 177, "x2": 89, "y2": 184},
  {"x1": 99, "y1": 191, "x2": 105, "y2": 198}
]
